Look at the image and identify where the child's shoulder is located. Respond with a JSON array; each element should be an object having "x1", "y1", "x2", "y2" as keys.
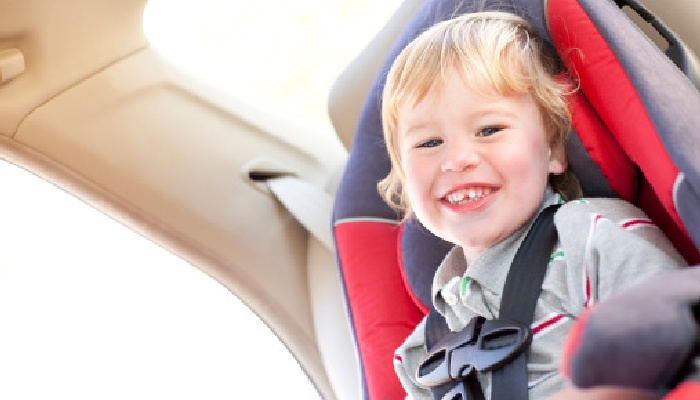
[{"x1": 554, "y1": 197, "x2": 650, "y2": 226}]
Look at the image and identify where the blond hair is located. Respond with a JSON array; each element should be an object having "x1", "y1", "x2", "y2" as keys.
[{"x1": 378, "y1": 11, "x2": 580, "y2": 218}]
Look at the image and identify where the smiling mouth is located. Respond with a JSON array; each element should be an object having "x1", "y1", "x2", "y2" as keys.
[{"x1": 444, "y1": 187, "x2": 492, "y2": 205}]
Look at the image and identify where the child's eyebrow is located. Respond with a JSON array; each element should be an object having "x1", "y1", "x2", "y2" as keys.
[
  {"x1": 470, "y1": 107, "x2": 519, "y2": 120},
  {"x1": 400, "y1": 120, "x2": 436, "y2": 137},
  {"x1": 399, "y1": 101, "x2": 521, "y2": 136}
]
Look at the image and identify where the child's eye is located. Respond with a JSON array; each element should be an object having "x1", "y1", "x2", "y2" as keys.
[
  {"x1": 416, "y1": 139, "x2": 443, "y2": 148},
  {"x1": 476, "y1": 126, "x2": 504, "y2": 137}
]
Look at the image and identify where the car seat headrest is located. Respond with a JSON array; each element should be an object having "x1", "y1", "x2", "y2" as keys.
[
  {"x1": 331, "y1": 1, "x2": 700, "y2": 398},
  {"x1": 547, "y1": 0, "x2": 700, "y2": 263}
]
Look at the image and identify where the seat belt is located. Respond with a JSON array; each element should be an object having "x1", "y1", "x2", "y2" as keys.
[
  {"x1": 492, "y1": 204, "x2": 560, "y2": 399},
  {"x1": 419, "y1": 205, "x2": 560, "y2": 400},
  {"x1": 266, "y1": 176, "x2": 335, "y2": 251}
]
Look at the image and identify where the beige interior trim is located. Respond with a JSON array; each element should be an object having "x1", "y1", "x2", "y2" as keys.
[
  {"x1": 0, "y1": 41, "x2": 350, "y2": 400},
  {"x1": 0, "y1": 128, "x2": 344, "y2": 399}
]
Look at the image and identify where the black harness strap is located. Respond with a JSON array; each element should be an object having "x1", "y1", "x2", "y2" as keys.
[
  {"x1": 492, "y1": 205, "x2": 560, "y2": 399},
  {"x1": 422, "y1": 205, "x2": 560, "y2": 400},
  {"x1": 424, "y1": 308, "x2": 452, "y2": 350}
]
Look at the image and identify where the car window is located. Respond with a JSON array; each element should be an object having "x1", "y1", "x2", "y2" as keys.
[
  {"x1": 0, "y1": 160, "x2": 320, "y2": 399},
  {"x1": 143, "y1": 0, "x2": 404, "y2": 130}
]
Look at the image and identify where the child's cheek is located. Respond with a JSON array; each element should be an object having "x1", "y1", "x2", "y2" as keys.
[{"x1": 496, "y1": 143, "x2": 550, "y2": 179}]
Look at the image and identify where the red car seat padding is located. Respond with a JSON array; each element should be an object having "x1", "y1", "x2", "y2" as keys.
[
  {"x1": 567, "y1": 86, "x2": 636, "y2": 202},
  {"x1": 666, "y1": 383, "x2": 700, "y2": 400},
  {"x1": 547, "y1": 0, "x2": 700, "y2": 264},
  {"x1": 334, "y1": 220, "x2": 424, "y2": 398}
]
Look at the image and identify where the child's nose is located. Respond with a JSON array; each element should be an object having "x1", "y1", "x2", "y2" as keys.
[{"x1": 440, "y1": 140, "x2": 479, "y2": 172}]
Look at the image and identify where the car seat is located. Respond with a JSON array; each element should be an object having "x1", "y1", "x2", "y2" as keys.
[{"x1": 330, "y1": 0, "x2": 700, "y2": 398}]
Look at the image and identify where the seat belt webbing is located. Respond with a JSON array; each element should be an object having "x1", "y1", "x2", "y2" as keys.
[
  {"x1": 491, "y1": 205, "x2": 560, "y2": 400},
  {"x1": 266, "y1": 176, "x2": 334, "y2": 250}
]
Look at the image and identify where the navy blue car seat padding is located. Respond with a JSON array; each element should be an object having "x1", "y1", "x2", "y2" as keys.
[{"x1": 331, "y1": 0, "x2": 700, "y2": 398}]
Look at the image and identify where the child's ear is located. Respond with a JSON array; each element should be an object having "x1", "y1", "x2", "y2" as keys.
[{"x1": 548, "y1": 144, "x2": 566, "y2": 174}]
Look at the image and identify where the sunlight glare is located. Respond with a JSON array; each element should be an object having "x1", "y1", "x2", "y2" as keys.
[{"x1": 143, "y1": 0, "x2": 404, "y2": 129}]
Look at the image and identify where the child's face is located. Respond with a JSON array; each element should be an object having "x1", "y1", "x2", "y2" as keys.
[{"x1": 397, "y1": 68, "x2": 565, "y2": 262}]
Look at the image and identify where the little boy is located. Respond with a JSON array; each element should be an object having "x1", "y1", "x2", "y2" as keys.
[{"x1": 378, "y1": 11, "x2": 686, "y2": 400}]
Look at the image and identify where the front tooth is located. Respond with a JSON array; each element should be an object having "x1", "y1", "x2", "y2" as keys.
[
  {"x1": 447, "y1": 191, "x2": 462, "y2": 203},
  {"x1": 446, "y1": 188, "x2": 492, "y2": 204}
]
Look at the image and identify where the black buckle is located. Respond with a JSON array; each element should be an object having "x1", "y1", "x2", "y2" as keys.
[{"x1": 416, "y1": 316, "x2": 532, "y2": 388}]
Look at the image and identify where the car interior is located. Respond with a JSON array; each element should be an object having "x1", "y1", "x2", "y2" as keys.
[{"x1": 1, "y1": 0, "x2": 699, "y2": 399}]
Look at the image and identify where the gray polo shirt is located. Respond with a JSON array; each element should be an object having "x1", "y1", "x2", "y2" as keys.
[{"x1": 394, "y1": 191, "x2": 686, "y2": 400}]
